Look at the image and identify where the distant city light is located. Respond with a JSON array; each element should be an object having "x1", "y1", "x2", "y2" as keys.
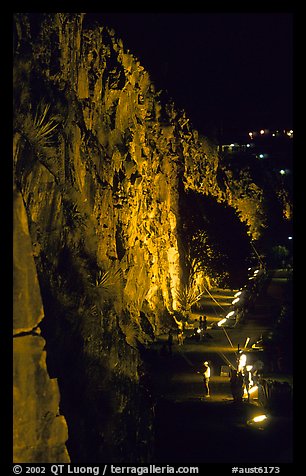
[
  {"x1": 220, "y1": 128, "x2": 293, "y2": 155},
  {"x1": 280, "y1": 169, "x2": 286, "y2": 175},
  {"x1": 288, "y1": 236, "x2": 293, "y2": 240}
]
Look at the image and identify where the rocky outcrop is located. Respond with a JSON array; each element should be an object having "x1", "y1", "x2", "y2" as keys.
[
  {"x1": 13, "y1": 13, "x2": 269, "y2": 463},
  {"x1": 13, "y1": 190, "x2": 70, "y2": 463}
]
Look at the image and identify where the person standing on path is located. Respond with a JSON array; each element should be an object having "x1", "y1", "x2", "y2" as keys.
[
  {"x1": 167, "y1": 329, "x2": 173, "y2": 355},
  {"x1": 202, "y1": 361, "x2": 211, "y2": 397},
  {"x1": 178, "y1": 329, "x2": 184, "y2": 345},
  {"x1": 201, "y1": 315, "x2": 208, "y2": 340},
  {"x1": 244, "y1": 365, "x2": 254, "y2": 402},
  {"x1": 230, "y1": 369, "x2": 244, "y2": 403}
]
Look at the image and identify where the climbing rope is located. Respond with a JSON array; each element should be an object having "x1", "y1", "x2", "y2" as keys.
[{"x1": 202, "y1": 284, "x2": 236, "y2": 349}]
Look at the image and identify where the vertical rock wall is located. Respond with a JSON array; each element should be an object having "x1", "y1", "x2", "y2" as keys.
[
  {"x1": 13, "y1": 190, "x2": 70, "y2": 463},
  {"x1": 13, "y1": 13, "x2": 268, "y2": 462}
]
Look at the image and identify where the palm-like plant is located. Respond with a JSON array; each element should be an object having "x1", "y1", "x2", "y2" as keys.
[
  {"x1": 92, "y1": 267, "x2": 123, "y2": 293},
  {"x1": 175, "y1": 280, "x2": 205, "y2": 313},
  {"x1": 28, "y1": 101, "x2": 60, "y2": 148},
  {"x1": 19, "y1": 100, "x2": 61, "y2": 153},
  {"x1": 14, "y1": 101, "x2": 62, "y2": 185}
]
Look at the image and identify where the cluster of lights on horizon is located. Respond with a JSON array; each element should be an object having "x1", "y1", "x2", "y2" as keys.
[
  {"x1": 220, "y1": 128, "x2": 293, "y2": 176},
  {"x1": 248, "y1": 128, "x2": 293, "y2": 140}
]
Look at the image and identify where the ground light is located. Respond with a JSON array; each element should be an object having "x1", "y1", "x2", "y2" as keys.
[
  {"x1": 253, "y1": 415, "x2": 267, "y2": 423},
  {"x1": 247, "y1": 414, "x2": 268, "y2": 430},
  {"x1": 217, "y1": 311, "x2": 236, "y2": 327}
]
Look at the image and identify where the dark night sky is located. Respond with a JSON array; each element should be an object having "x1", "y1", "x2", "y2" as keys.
[{"x1": 85, "y1": 12, "x2": 293, "y2": 140}]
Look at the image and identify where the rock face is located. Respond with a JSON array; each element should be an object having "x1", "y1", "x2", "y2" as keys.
[
  {"x1": 13, "y1": 190, "x2": 70, "y2": 463},
  {"x1": 13, "y1": 13, "x2": 269, "y2": 463}
]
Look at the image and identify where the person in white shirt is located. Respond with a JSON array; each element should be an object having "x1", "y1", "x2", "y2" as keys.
[{"x1": 202, "y1": 361, "x2": 211, "y2": 397}]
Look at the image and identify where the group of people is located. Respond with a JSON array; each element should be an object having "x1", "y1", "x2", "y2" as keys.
[
  {"x1": 199, "y1": 350, "x2": 264, "y2": 402},
  {"x1": 166, "y1": 322, "x2": 187, "y2": 353},
  {"x1": 199, "y1": 359, "x2": 258, "y2": 402},
  {"x1": 164, "y1": 315, "x2": 209, "y2": 355},
  {"x1": 198, "y1": 315, "x2": 208, "y2": 341},
  {"x1": 159, "y1": 315, "x2": 267, "y2": 404},
  {"x1": 229, "y1": 350, "x2": 263, "y2": 403},
  {"x1": 162, "y1": 327, "x2": 264, "y2": 403},
  {"x1": 199, "y1": 315, "x2": 208, "y2": 331}
]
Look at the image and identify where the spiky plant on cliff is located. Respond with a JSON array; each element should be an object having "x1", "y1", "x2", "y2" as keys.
[
  {"x1": 90, "y1": 266, "x2": 124, "y2": 307},
  {"x1": 24, "y1": 101, "x2": 60, "y2": 149},
  {"x1": 63, "y1": 201, "x2": 87, "y2": 231},
  {"x1": 175, "y1": 280, "x2": 205, "y2": 315},
  {"x1": 14, "y1": 100, "x2": 62, "y2": 185}
]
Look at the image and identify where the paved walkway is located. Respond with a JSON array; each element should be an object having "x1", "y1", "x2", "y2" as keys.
[
  {"x1": 150, "y1": 268, "x2": 292, "y2": 402},
  {"x1": 148, "y1": 269, "x2": 293, "y2": 463}
]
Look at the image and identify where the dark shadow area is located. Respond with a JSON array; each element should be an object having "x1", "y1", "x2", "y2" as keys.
[
  {"x1": 154, "y1": 399, "x2": 292, "y2": 463},
  {"x1": 179, "y1": 189, "x2": 254, "y2": 288},
  {"x1": 37, "y1": 254, "x2": 154, "y2": 463}
]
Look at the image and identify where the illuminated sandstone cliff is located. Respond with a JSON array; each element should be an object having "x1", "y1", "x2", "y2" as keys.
[{"x1": 13, "y1": 13, "x2": 269, "y2": 462}]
